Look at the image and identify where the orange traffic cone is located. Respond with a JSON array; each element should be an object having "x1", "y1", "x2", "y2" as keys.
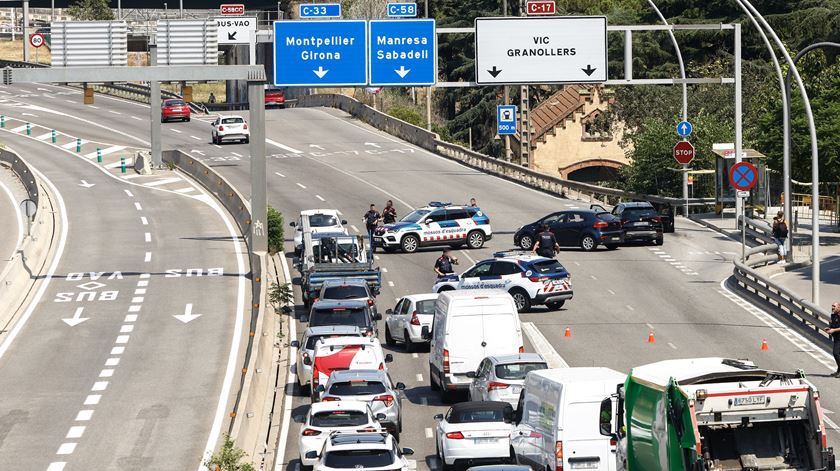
[
  {"x1": 761, "y1": 338, "x2": 768, "y2": 351},
  {"x1": 648, "y1": 331, "x2": 656, "y2": 344},
  {"x1": 564, "y1": 327, "x2": 571, "y2": 337}
]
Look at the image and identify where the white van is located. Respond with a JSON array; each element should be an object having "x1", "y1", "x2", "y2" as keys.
[
  {"x1": 426, "y1": 289, "x2": 523, "y2": 402},
  {"x1": 310, "y1": 336, "x2": 392, "y2": 402},
  {"x1": 511, "y1": 368, "x2": 625, "y2": 471}
]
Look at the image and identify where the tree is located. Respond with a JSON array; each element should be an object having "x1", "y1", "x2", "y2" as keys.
[
  {"x1": 267, "y1": 206, "x2": 284, "y2": 255},
  {"x1": 66, "y1": 0, "x2": 114, "y2": 21},
  {"x1": 204, "y1": 434, "x2": 255, "y2": 471}
]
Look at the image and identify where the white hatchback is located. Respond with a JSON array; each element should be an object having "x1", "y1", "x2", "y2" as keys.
[
  {"x1": 211, "y1": 115, "x2": 250, "y2": 144},
  {"x1": 307, "y1": 432, "x2": 415, "y2": 471},
  {"x1": 435, "y1": 401, "x2": 516, "y2": 470},
  {"x1": 384, "y1": 293, "x2": 438, "y2": 352},
  {"x1": 467, "y1": 353, "x2": 548, "y2": 408},
  {"x1": 298, "y1": 401, "x2": 384, "y2": 468}
]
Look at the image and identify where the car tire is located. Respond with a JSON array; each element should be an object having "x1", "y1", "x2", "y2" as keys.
[
  {"x1": 186, "y1": 117, "x2": 191, "y2": 122},
  {"x1": 580, "y1": 235, "x2": 597, "y2": 252},
  {"x1": 401, "y1": 234, "x2": 420, "y2": 253},
  {"x1": 519, "y1": 234, "x2": 534, "y2": 250},
  {"x1": 385, "y1": 324, "x2": 395, "y2": 346},
  {"x1": 404, "y1": 330, "x2": 415, "y2": 353},
  {"x1": 244, "y1": 137, "x2": 250, "y2": 144},
  {"x1": 466, "y1": 230, "x2": 485, "y2": 249},
  {"x1": 655, "y1": 236, "x2": 664, "y2": 246},
  {"x1": 430, "y1": 364, "x2": 440, "y2": 391},
  {"x1": 299, "y1": 463, "x2": 312, "y2": 471},
  {"x1": 440, "y1": 381, "x2": 456, "y2": 404},
  {"x1": 509, "y1": 288, "x2": 531, "y2": 312},
  {"x1": 605, "y1": 244, "x2": 619, "y2": 250},
  {"x1": 546, "y1": 300, "x2": 565, "y2": 310}
]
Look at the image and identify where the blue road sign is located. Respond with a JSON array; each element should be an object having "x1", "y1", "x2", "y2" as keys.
[
  {"x1": 273, "y1": 20, "x2": 368, "y2": 87},
  {"x1": 497, "y1": 105, "x2": 517, "y2": 135},
  {"x1": 387, "y1": 2, "x2": 418, "y2": 17},
  {"x1": 368, "y1": 19, "x2": 436, "y2": 86},
  {"x1": 729, "y1": 161, "x2": 758, "y2": 191},
  {"x1": 299, "y1": 3, "x2": 342, "y2": 19},
  {"x1": 677, "y1": 120, "x2": 693, "y2": 137}
]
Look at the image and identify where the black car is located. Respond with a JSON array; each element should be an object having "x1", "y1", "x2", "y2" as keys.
[
  {"x1": 303, "y1": 299, "x2": 381, "y2": 337},
  {"x1": 513, "y1": 210, "x2": 623, "y2": 252},
  {"x1": 592, "y1": 201, "x2": 664, "y2": 245}
]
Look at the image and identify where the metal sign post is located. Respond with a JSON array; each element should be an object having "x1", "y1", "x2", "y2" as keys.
[
  {"x1": 20, "y1": 199, "x2": 36, "y2": 237},
  {"x1": 729, "y1": 161, "x2": 758, "y2": 262}
]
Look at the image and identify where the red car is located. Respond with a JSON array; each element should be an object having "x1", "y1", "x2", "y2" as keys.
[
  {"x1": 161, "y1": 99, "x2": 191, "y2": 122},
  {"x1": 265, "y1": 88, "x2": 286, "y2": 108}
]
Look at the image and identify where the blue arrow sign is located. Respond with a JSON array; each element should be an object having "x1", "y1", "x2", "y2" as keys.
[
  {"x1": 299, "y1": 3, "x2": 342, "y2": 19},
  {"x1": 273, "y1": 20, "x2": 367, "y2": 87},
  {"x1": 677, "y1": 120, "x2": 693, "y2": 137},
  {"x1": 368, "y1": 19, "x2": 436, "y2": 86},
  {"x1": 497, "y1": 105, "x2": 517, "y2": 135},
  {"x1": 387, "y1": 2, "x2": 418, "y2": 17}
]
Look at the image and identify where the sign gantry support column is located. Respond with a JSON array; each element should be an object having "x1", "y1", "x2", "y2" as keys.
[
  {"x1": 150, "y1": 42, "x2": 162, "y2": 167},
  {"x1": 518, "y1": 0, "x2": 530, "y2": 168},
  {"x1": 248, "y1": 71, "x2": 268, "y2": 253}
]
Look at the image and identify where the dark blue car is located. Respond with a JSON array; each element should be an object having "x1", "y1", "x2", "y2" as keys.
[{"x1": 513, "y1": 210, "x2": 623, "y2": 252}]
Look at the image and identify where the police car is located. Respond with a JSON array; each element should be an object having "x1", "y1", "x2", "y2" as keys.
[
  {"x1": 373, "y1": 202, "x2": 492, "y2": 253},
  {"x1": 431, "y1": 251, "x2": 573, "y2": 312}
]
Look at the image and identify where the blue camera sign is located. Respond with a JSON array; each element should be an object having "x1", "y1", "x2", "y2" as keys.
[{"x1": 387, "y1": 2, "x2": 418, "y2": 17}]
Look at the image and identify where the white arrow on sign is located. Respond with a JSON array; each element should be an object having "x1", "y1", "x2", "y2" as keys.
[
  {"x1": 63, "y1": 307, "x2": 89, "y2": 326},
  {"x1": 313, "y1": 66, "x2": 329, "y2": 79},
  {"x1": 78, "y1": 180, "x2": 95, "y2": 188},
  {"x1": 364, "y1": 142, "x2": 381, "y2": 148},
  {"x1": 394, "y1": 66, "x2": 411, "y2": 78},
  {"x1": 173, "y1": 303, "x2": 202, "y2": 323}
]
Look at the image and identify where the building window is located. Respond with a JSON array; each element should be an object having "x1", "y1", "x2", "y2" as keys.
[{"x1": 582, "y1": 111, "x2": 612, "y2": 141}]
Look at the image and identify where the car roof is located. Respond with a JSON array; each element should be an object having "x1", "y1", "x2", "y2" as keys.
[
  {"x1": 328, "y1": 432, "x2": 391, "y2": 448},
  {"x1": 309, "y1": 400, "x2": 370, "y2": 414},
  {"x1": 217, "y1": 114, "x2": 245, "y2": 120},
  {"x1": 163, "y1": 98, "x2": 183, "y2": 103},
  {"x1": 328, "y1": 369, "x2": 387, "y2": 382},
  {"x1": 488, "y1": 353, "x2": 546, "y2": 364},
  {"x1": 487, "y1": 251, "x2": 554, "y2": 263},
  {"x1": 304, "y1": 325, "x2": 362, "y2": 337},
  {"x1": 449, "y1": 401, "x2": 511, "y2": 414},
  {"x1": 301, "y1": 209, "x2": 341, "y2": 216},
  {"x1": 400, "y1": 293, "x2": 439, "y2": 302},
  {"x1": 417, "y1": 201, "x2": 477, "y2": 211},
  {"x1": 321, "y1": 278, "x2": 369, "y2": 287},
  {"x1": 316, "y1": 336, "x2": 380, "y2": 348},
  {"x1": 311, "y1": 299, "x2": 369, "y2": 309}
]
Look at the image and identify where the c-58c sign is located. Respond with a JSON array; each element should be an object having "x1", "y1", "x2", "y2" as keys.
[{"x1": 220, "y1": 4, "x2": 245, "y2": 15}]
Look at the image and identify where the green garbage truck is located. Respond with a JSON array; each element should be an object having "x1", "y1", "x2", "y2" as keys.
[{"x1": 598, "y1": 358, "x2": 835, "y2": 471}]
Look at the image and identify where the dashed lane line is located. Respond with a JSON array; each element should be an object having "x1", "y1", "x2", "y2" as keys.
[
  {"x1": 274, "y1": 172, "x2": 285, "y2": 178},
  {"x1": 296, "y1": 182, "x2": 306, "y2": 189},
  {"x1": 315, "y1": 195, "x2": 325, "y2": 201}
]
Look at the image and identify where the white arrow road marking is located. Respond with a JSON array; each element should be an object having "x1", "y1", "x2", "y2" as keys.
[
  {"x1": 173, "y1": 303, "x2": 202, "y2": 323},
  {"x1": 78, "y1": 180, "x2": 95, "y2": 188},
  {"x1": 395, "y1": 66, "x2": 411, "y2": 78},
  {"x1": 190, "y1": 149, "x2": 206, "y2": 156},
  {"x1": 364, "y1": 142, "x2": 381, "y2": 148},
  {"x1": 62, "y1": 307, "x2": 89, "y2": 327},
  {"x1": 313, "y1": 66, "x2": 329, "y2": 78},
  {"x1": 309, "y1": 144, "x2": 325, "y2": 150}
]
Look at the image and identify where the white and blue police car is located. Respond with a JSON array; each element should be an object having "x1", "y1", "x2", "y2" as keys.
[
  {"x1": 431, "y1": 251, "x2": 573, "y2": 312},
  {"x1": 373, "y1": 202, "x2": 492, "y2": 253}
]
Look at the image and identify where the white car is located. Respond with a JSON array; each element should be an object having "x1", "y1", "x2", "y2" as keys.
[
  {"x1": 291, "y1": 326, "x2": 363, "y2": 394},
  {"x1": 211, "y1": 115, "x2": 250, "y2": 144},
  {"x1": 467, "y1": 353, "x2": 548, "y2": 408},
  {"x1": 432, "y1": 252, "x2": 573, "y2": 312},
  {"x1": 298, "y1": 401, "x2": 385, "y2": 469},
  {"x1": 306, "y1": 432, "x2": 415, "y2": 471},
  {"x1": 373, "y1": 202, "x2": 492, "y2": 253},
  {"x1": 384, "y1": 293, "x2": 438, "y2": 352},
  {"x1": 435, "y1": 401, "x2": 516, "y2": 470},
  {"x1": 291, "y1": 209, "x2": 348, "y2": 254}
]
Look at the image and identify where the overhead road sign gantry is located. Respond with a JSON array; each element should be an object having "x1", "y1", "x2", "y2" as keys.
[
  {"x1": 474, "y1": 16, "x2": 607, "y2": 85},
  {"x1": 273, "y1": 20, "x2": 368, "y2": 87},
  {"x1": 215, "y1": 17, "x2": 256, "y2": 44},
  {"x1": 368, "y1": 19, "x2": 436, "y2": 86},
  {"x1": 299, "y1": 3, "x2": 342, "y2": 19},
  {"x1": 387, "y1": 2, "x2": 418, "y2": 18}
]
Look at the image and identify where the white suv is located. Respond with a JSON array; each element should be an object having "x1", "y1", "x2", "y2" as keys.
[
  {"x1": 291, "y1": 209, "x2": 348, "y2": 254},
  {"x1": 306, "y1": 432, "x2": 415, "y2": 471},
  {"x1": 211, "y1": 115, "x2": 250, "y2": 144},
  {"x1": 374, "y1": 202, "x2": 492, "y2": 253},
  {"x1": 298, "y1": 401, "x2": 385, "y2": 469}
]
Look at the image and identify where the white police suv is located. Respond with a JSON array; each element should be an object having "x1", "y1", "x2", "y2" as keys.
[
  {"x1": 431, "y1": 251, "x2": 573, "y2": 312},
  {"x1": 373, "y1": 202, "x2": 492, "y2": 253}
]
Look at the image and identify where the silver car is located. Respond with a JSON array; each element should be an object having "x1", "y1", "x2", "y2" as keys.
[
  {"x1": 317, "y1": 369, "x2": 406, "y2": 442},
  {"x1": 384, "y1": 293, "x2": 437, "y2": 352},
  {"x1": 468, "y1": 353, "x2": 547, "y2": 408},
  {"x1": 290, "y1": 326, "x2": 363, "y2": 394}
]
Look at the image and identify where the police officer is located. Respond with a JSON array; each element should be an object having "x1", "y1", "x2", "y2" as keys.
[
  {"x1": 382, "y1": 200, "x2": 397, "y2": 224},
  {"x1": 532, "y1": 224, "x2": 560, "y2": 258},
  {"x1": 434, "y1": 248, "x2": 458, "y2": 278},
  {"x1": 824, "y1": 302, "x2": 840, "y2": 377},
  {"x1": 363, "y1": 204, "x2": 381, "y2": 255}
]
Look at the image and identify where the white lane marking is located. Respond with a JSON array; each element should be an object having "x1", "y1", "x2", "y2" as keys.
[
  {"x1": 388, "y1": 281, "x2": 395, "y2": 287},
  {"x1": 131, "y1": 116, "x2": 143, "y2": 121},
  {"x1": 315, "y1": 195, "x2": 325, "y2": 201},
  {"x1": 573, "y1": 261, "x2": 580, "y2": 266},
  {"x1": 124, "y1": 314, "x2": 138, "y2": 323},
  {"x1": 131, "y1": 297, "x2": 144, "y2": 303},
  {"x1": 99, "y1": 369, "x2": 114, "y2": 378},
  {"x1": 61, "y1": 139, "x2": 86, "y2": 149},
  {"x1": 140, "y1": 216, "x2": 148, "y2": 225},
  {"x1": 111, "y1": 346, "x2": 126, "y2": 355},
  {"x1": 381, "y1": 267, "x2": 388, "y2": 273},
  {"x1": 296, "y1": 182, "x2": 306, "y2": 189},
  {"x1": 66, "y1": 426, "x2": 85, "y2": 438},
  {"x1": 129, "y1": 305, "x2": 141, "y2": 313},
  {"x1": 83, "y1": 145, "x2": 126, "y2": 160},
  {"x1": 175, "y1": 187, "x2": 196, "y2": 193},
  {"x1": 56, "y1": 443, "x2": 77, "y2": 455},
  {"x1": 170, "y1": 129, "x2": 182, "y2": 134},
  {"x1": 266, "y1": 138, "x2": 303, "y2": 154},
  {"x1": 75, "y1": 410, "x2": 93, "y2": 421},
  {"x1": 121, "y1": 174, "x2": 142, "y2": 180},
  {"x1": 83, "y1": 395, "x2": 101, "y2": 405},
  {"x1": 144, "y1": 232, "x2": 151, "y2": 242},
  {"x1": 607, "y1": 289, "x2": 616, "y2": 295},
  {"x1": 412, "y1": 353, "x2": 419, "y2": 359},
  {"x1": 134, "y1": 202, "x2": 142, "y2": 211},
  {"x1": 89, "y1": 105, "x2": 99, "y2": 109},
  {"x1": 231, "y1": 152, "x2": 242, "y2": 157},
  {"x1": 416, "y1": 373, "x2": 423, "y2": 382},
  {"x1": 0, "y1": 179, "x2": 24, "y2": 260},
  {"x1": 115, "y1": 335, "x2": 130, "y2": 344},
  {"x1": 626, "y1": 305, "x2": 635, "y2": 311},
  {"x1": 105, "y1": 358, "x2": 120, "y2": 366},
  {"x1": 668, "y1": 342, "x2": 678, "y2": 350},
  {"x1": 425, "y1": 428, "x2": 434, "y2": 439},
  {"x1": 120, "y1": 325, "x2": 134, "y2": 333},
  {"x1": 139, "y1": 273, "x2": 150, "y2": 278},
  {"x1": 374, "y1": 255, "x2": 380, "y2": 260},
  {"x1": 213, "y1": 144, "x2": 222, "y2": 149},
  {"x1": 350, "y1": 225, "x2": 359, "y2": 233},
  {"x1": 0, "y1": 164, "x2": 69, "y2": 362},
  {"x1": 134, "y1": 289, "x2": 146, "y2": 295},
  {"x1": 9, "y1": 125, "x2": 28, "y2": 133},
  {"x1": 274, "y1": 172, "x2": 285, "y2": 177},
  {"x1": 35, "y1": 131, "x2": 52, "y2": 141},
  {"x1": 590, "y1": 275, "x2": 598, "y2": 280},
  {"x1": 144, "y1": 177, "x2": 182, "y2": 187},
  {"x1": 645, "y1": 323, "x2": 654, "y2": 329},
  {"x1": 137, "y1": 280, "x2": 149, "y2": 287},
  {"x1": 108, "y1": 110, "x2": 121, "y2": 115},
  {"x1": 144, "y1": 252, "x2": 151, "y2": 262},
  {"x1": 190, "y1": 135, "x2": 202, "y2": 141},
  {"x1": 104, "y1": 159, "x2": 134, "y2": 169},
  {"x1": 124, "y1": 189, "x2": 134, "y2": 197},
  {"x1": 522, "y1": 322, "x2": 569, "y2": 368}
]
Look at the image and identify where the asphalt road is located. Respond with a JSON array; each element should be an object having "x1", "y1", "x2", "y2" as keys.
[
  {"x1": 0, "y1": 165, "x2": 25, "y2": 274},
  {"x1": 0, "y1": 107, "x2": 247, "y2": 470},
  {"x1": 5, "y1": 84, "x2": 840, "y2": 470}
]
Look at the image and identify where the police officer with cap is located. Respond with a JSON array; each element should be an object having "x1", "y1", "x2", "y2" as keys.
[
  {"x1": 532, "y1": 224, "x2": 560, "y2": 258},
  {"x1": 434, "y1": 248, "x2": 458, "y2": 278}
]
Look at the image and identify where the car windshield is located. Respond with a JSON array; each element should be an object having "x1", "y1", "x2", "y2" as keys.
[
  {"x1": 323, "y1": 450, "x2": 394, "y2": 468},
  {"x1": 164, "y1": 100, "x2": 185, "y2": 106},
  {"x1": 221, "y1": 117, "x2": 244, "y2": 124},
  {"x1": 529, "y1": 260, "x2": 567, "y2": 275},
  {"x1": 305, "y1": 333, "x2": 361, "y2": 350},
  {"x1": 328, "y1": 380, "x2": 387, "y2": 396},
  {"x1": 495, "y1": 362, "x2": 548, "y2": 380},
  {"x1": 448, "y1": 407, "x2": 509, "y2": 424},
  {"x1": 310, "y1": 308, "x2": 369, "y2": 328},
  {"x1": 323, "y1": 285, "x2": 368, "y2": 300},
  {"x1": 415, "y1": 300, "x2": 435, "y2": 315},
  {"x1": 623, "y1": 207, "x2": 657, "y2": 218},
  {"x1": 310, "y1": 410, "x2": 369, "y2": 427},
  {"x1": 309, "y1": 214, "x2": 339, "y2": 227},
  {"x1": 401, "y1": 209, "x2": 430, "y2": 223}
]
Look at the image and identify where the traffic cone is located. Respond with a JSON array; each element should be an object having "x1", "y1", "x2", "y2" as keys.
[
  {"x1": 564, "y1": 327, "x2": 571, "y2": 338},
  {"x1": 648, "y1": 331, "x2": 655, "y2": 344},
  {"x1": 761, "y1": 338, "x2": 768, "y2": 351}
]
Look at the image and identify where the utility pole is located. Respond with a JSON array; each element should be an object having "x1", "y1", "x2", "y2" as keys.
[
  {"x1": 518, "y1": 0, "x2": 530, "y2": 167},
  {"x1": 22, "y1": 0, "x2": 30, "y2": 63},
  {"x1": 502, "y1": 0, "x2": 511, "y2": 161},
  {"x1": 425, "y1": 0, "x2": 432, "y2": 131}
]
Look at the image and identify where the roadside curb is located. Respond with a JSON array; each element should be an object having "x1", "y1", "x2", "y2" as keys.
[{"x1": 265, "y1": 253, "x2": 293, "y2": 471}]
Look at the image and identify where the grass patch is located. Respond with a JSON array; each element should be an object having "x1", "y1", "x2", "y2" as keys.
[
  {"x1": 0, "y1": 39, "x2": 51, "y2": 65},
  {"x1": 162, "y1": 82, "x2": 227, "y2": 103}
]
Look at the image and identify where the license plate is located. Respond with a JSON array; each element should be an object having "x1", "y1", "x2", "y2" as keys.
[
  {"x1": 733, "y1": 395, "x2": 765, "y2": 406},
  {"x1": 473, "y1": 437, "x2": 497, "y2": 444},
  {"x1": 609, "y1": 237, "x2": 620, "y2": 241},
  {"x1": 570, "y1": 459, "x2": 599, "y2": 469},
  {"x1": 511, "y1": 385, "x2": 522, "y2": 394},
  {"x1": 636, "y1": 222, "x2": 649, "y2": 226}
]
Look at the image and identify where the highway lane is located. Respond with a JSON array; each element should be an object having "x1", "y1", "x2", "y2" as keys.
[
  {"x1": 7, "y1": 85, "x2": 840, "y2": 469},
  {"x1": 0, "y1": 165, "x2": 25, "y2": 274},
  {"x1": 0, "y1": 128, "x2": 246, "y2": 470}
]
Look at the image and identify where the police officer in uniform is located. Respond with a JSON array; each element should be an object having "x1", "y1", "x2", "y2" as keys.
[
  {"x1": 434, "y1": 248, "x2": 458, "y2": 278},
  {"x1": 532, "y1": 224, "x2": 560, "y2": 258},
  {"x1": 382, "y1": 200, "x2": 397, "y2": 224},
  {"x1": 825, "y1": 302, "x2": 840, "y2": 377}
]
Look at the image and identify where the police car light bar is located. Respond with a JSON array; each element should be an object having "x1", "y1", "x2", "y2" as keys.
[
  {"x1": 428, "y1": 201, "x2": 451, "y2": 207},
  {"x1": 493, "y1": 250, "x2": 534, "y2": 258}
]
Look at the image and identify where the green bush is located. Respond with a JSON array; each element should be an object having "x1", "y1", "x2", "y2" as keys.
[
  {"x1": 388, "y1": 105, "x2": 426, "y2": 128},
  {"x1": 204, "y1": 434, "x2": 255, "y2": 471},
  {"x1": 269, "y1": 282, "x2": 293, "y2": 312},
  {"x1": 267, "y1": 205, "x2": 284, "y2": 255}
]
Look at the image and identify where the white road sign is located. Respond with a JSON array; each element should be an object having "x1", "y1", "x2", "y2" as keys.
[
  {"x1": 215, "y1": 16, "x2": 256, "y2": 44},
  {"x1": 474, "y1": 16, "x2": 608, "y2": 85}
]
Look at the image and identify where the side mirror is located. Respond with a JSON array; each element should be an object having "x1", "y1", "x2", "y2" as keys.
[
  {"x1": 301, "y1": 316, "x2": 310, "y2": 323},
  {"x1": 402, "y1": 447, "x2": 415, "y2": 456},
  {"x1": 385, "y1": 309, "x2": 394, "y2": 315},
  {"x1": 315, "y1": 385, "x2": 325, "y2": 393},
  {"x1": 303, "y1": 357, "x2": 312, "y2": 366},
  {"x1": 433, "y1": 413, "x2": 443, "y2": 421},
  {"x1": 290, "y1": 340, "x2": 300, "y2": 348},
  {"x1": 376, "y1": 413, "x2": 387, "y2": 421},
  {"x1": 373, "y1": 312, "x2": 382, "y2": 321},
  {"x1": 289, "y1": 221, "x2": 297, "y2": 227},
  {"x1": 466, "y1": 371, "x2": 476, "y2": 378},
  {"x1": 304, "y1": 451, "x2": 318, "y2": 460},
  {"x1": 341, "y1": 219, "x2": 348, "y2": 225},
  {"x1": 395, "y1": 382, "x2": 406, "y2": 390},
  {"x1": 384, "y1": 354, "x2": 393, "y2": 363},
  {"x1": 599, "y1": 396, "x2": 615, "y2": 437},
  {"x1": 421, "y1": 326, "x2": 431, "y2": 340}
]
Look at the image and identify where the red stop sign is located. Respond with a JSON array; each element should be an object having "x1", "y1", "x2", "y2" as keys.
[{"x1": 673, "y1": 140, "x2": 695, "y2": 165}]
